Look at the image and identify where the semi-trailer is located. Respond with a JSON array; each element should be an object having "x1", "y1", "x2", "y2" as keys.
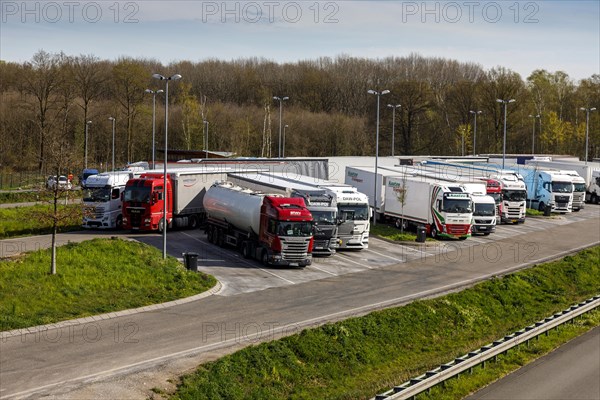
[
  {"x1": 82, "y1": 171, "x2": 139, "y2": 229},
  {"x1": 203, "y1": 181, "x2": 314, "y2": 267},
  {"x1": 524, "y1": 159, "x2": 600, "y2": 204},
  {"x1": 383, "y1": 174, "x2": 473, "y2": 240},
  {"x1": 226, "y1": 171, "x2": 339, "y2": 256},
  {"x1": 261, "y1": 172, "x2": 371, "y2": 250},
  {"x1": 420, "y1": 160, "x2": 527, "y2": 223},
  {"x1": 122, "y1": 168, "x2": 229, "y2": 231}
]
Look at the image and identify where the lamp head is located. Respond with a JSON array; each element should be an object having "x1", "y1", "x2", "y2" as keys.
[
  {"x1": 169, "y1": 74, "x2": 182, "y2": 81},
  {"x1": 381, "y1": 89, "x2": 390, "y2": 95},
  {"x1": 152, "y1": 73, "x2": 165, "y2": 80}
]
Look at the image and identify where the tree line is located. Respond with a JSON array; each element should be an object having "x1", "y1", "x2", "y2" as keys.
[{"x1": 0, "y1": 50, "x2": 598, "y2": 174}]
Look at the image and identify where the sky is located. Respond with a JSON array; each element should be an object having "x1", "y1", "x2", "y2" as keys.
[{"x1": 1, "y1": 0, "x2": 599, "y2": 81}]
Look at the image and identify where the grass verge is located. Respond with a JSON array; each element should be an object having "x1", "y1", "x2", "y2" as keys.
[
  {"x1": 0, "y1": 238, "x2": 216, "y2": 331},
  {"x1": 0, "y1": 190, "x2": 54, "y2": 204},
  {"x1": 370, "y1": 223, "x2": 424, "y2": 242},
  {"x1": 170, "y1": 246, "x2": 600, "y2": 400},
  {"x1": 0, "y1": 203, "x2": 82, "y2": 238},
  {"x1": 421, "y1": 309, "x2": 599, "y2": 399}
]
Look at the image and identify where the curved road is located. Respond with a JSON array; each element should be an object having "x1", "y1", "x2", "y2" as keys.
[
  {"x1": 467, "y1": 326, "x2": 599, "y2": 400},
  {"x1": 0, "y1": 211, "x2": 599, "y2": 399}
]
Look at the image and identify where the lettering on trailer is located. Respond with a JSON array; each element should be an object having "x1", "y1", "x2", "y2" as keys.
[{"x1": 347, "y1": 171, "x2": 363, "y2": 183}]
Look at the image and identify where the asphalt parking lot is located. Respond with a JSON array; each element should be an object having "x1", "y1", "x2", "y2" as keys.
[{"x1": 133, "y1": 204, "x2": 600, "y2": 296}]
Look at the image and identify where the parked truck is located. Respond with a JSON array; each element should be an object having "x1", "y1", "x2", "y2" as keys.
[
  {"x1": 421, "y1": 160, "x2": 527, "y2": 224},
  {"x1": 588, "y1": 170, "x2": 600, "y2": 204},
  {"x1": 524, "y1": 159, "x2": 600, "y2": 204},
  {"x1": 226, "y1": 172, "x2": 339, "y2": 256},
  {"x1": 82, "y1": 171, "x2": 139, "y2": 229},
  {"x1": 383, "y1": 175, "x2": 473, "y2": 240},
  {"x1": 264, "y1": 173, "x2": 371, "y2": 250},
  {"x1": 203, "y1": 181, "x2": 314, "y2": 267},
  {"x1": 519, "y1": 168, "x2": 574, "y2": 213},
  {"x1": 559, "y1": 170, "x2": 586, "y2": 211},
  {"x1": 457, "y1": 183, "x2": 496, "y2": 235},
  {"x1": 122, "y1": 168, "x2": 228, "y2": 231}
]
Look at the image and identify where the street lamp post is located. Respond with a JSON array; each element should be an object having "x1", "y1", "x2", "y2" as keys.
[
  {"x1": 145, "y1": 89, "x2": 163, "y2": 169},
  {"x1": 152, "y1": 73, "x2": 182, "y2": 260},
  {"x1": 273, "y1": 96, "x2": 289, "y2": 158},
  {"x1": 469, "y1": 110, "x2": 482, "y2": 156},
  {"x1": 283, "y1": 124, "x2": 289, "y2": 158},
  {"x1": 496, "y1": 99, "x2": 516, "y2": 169},
  {"x1": 84, "y1": 120, "x2": 92, "y2": 169},
  {"x1": 580, "y1": 107, "x2": 597, "y2": 164},
  {"x1": 108, "y1": 117, "x2": 116, "y2": 172},
  {"x1": 203, "y1": 120, "x2": 209, "y2": 158},
  {"x1": 368, "y1": 89, "x2": 390, "y2": 226},
  {"x1": 387, "y1": 104, "x2": 401, "y2": 157},
  {"x1": 529, "y1": 114, "x2": 540, "y2": 154}
]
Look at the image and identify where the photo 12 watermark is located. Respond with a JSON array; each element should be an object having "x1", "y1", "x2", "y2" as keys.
[
  {"x1": 1, "y1": 1, "x2": 140, "y2": 24},
  {"x1": 399, "y1": 1, "x2": 540, "y2": 24}
]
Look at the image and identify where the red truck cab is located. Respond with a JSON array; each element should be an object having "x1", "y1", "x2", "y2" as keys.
[
  {"x1": 122, "y1": 174, "x2": 172, "y2": 231},
  {"x1": 482, "y1": 178, "x2": 503, "y2": 217}
]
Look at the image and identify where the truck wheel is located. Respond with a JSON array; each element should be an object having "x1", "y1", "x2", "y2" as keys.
[
  {"x1": 430, "y1": 224, "x2": 438, "y2": 239},
  {"x1": 591, "y1": 194, "x2": 598, "y2": 204},
  {"x1": 207, "y1": 226, "x2": 214, "y2": 243},
  {"x1": 538, "y1": 202, "x2": 545, "y2": 212},
  {"x1": 188, "y1": 215, "x2": 199, "y2": 229},
  {"x1": 116, "y1": 215, "x2": 123, "y2": 230},
  {"x1": 394, "y1": 218, "x2": 401, "y2": 229},
  {"x1": 217, "y1": 229, "x2": 225, "y2": 247},
  {"x1": 241, "y1": 242, "x2": 251, "y2": 259},
  {"x1": 158, "y1": 219, "x2": 164, "y2": 233},
  {"x1": 261, "y1": 250, "x2": 270, "y2": 267}
]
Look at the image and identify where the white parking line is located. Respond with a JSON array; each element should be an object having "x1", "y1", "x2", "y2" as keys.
[
  {"x1": 180, "y1": 232, "x2": 295, "y2": 285},
  {"x1": 364, "y1": 247, "x2": 406, "y2": 263},
  {"x1": 309, "y1": 264, "x2": 338, "y2": 276},
  {"x1": 336, "y1": 252, "x2": 373, "y2": 269}
]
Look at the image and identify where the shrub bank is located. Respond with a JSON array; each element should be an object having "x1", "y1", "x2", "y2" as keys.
[{"x1": 172, "y1": 246, "x2": 600, "y2": 400}]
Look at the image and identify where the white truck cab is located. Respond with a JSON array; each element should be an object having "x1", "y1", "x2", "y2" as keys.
[{"x1": 82, "y1": 171, "x2": 135, "y2": 229}]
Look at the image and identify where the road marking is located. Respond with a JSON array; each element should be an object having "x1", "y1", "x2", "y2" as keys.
[
  {"x1": 336, "y1": 252, "x2": 375, "y2": 269},
  {"x1": 180, "y1": 232, "x2": 295, "y2": 285},
  {"x1": 309, "y1": 264, "x2": 338, "y2": 276},
  {"x1": 363, "y1": 247, "x2": 405, "y2": 263}
]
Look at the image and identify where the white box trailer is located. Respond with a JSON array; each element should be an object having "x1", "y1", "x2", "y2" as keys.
[
  {"x1": 384, "y1": 175, "x2": 473, "y2": 240},
  {"x1": 345, "y1": 166, "x2": 402, "y2": 215}
]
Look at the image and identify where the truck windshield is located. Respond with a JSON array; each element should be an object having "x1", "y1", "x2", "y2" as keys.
[
  {"x1": 338, "y1": 204, "x2": 369, "y2": 221},
  {"x1": 551, "y1": 182, "x2": 573, "y2": 193},
  {"x1": 83, "y1": 187, "x2": 111, "y2": 202},
  {"x1": 442, "y1": 198, "x2": 472, "y2": 213},
  {"x1": 489, "y1": 193, "x2": 503, "y2": 204},
  {"x1": 310, "y1": 210, "x2": 337, "y2": 224},
  {"x1": 572, "y1": 183, "x2": 586, "y2": 192},
  {"x1": 123, "y1": 187, "x2": 151, "y2": 203},
  {"x1": 474, "y1": 203, "x2": 496, "y2": 216},
  {"x1": 278, "y1": 222, "x2": 314, "y2": 237},
  {"x1": 503, "y1": 190, "x2": 527, "y2": 202}
]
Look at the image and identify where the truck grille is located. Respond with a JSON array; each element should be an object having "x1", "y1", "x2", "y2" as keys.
[
  {"x1": 446, "y1": 224, "x2": 470, "y2": 235},
  {"x1": 506, "y1": 207, "x2": 522, "y2": 217},
  {"x1": 281, "y1": 237, "x2": 311, "y2": 261},
  {"x1": 126, "y1": 207, "x2": 144, "y2": 228},
  {"x1": 474, "y1": 219, "x2": 493, "y2": 224},
  {"x1": 555, "y1": 195, "x2": 570, "y2": 203}
]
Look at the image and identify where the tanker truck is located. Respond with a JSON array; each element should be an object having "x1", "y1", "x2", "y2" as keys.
[
  {"x1": 203, "y1": 181, "x2": 314, "y2": 268},
  {"x1": 226, "y1": 172, "x2": 339, "y2": 256}
]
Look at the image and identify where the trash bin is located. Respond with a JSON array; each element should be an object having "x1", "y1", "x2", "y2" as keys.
[
  {"x1": 544, "y1": 204, "x2": 552, "y2": 216},
  {"x1": 183, "y1": 252, "x2": 199, "y2": 271},
  {"x1": 416, "y1": 226, "x2": 427, "y2": 243}
]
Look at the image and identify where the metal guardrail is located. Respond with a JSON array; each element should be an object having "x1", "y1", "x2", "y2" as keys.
[{"x1": 373, "y1": 295, "x2": 600, "y2": 400}]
